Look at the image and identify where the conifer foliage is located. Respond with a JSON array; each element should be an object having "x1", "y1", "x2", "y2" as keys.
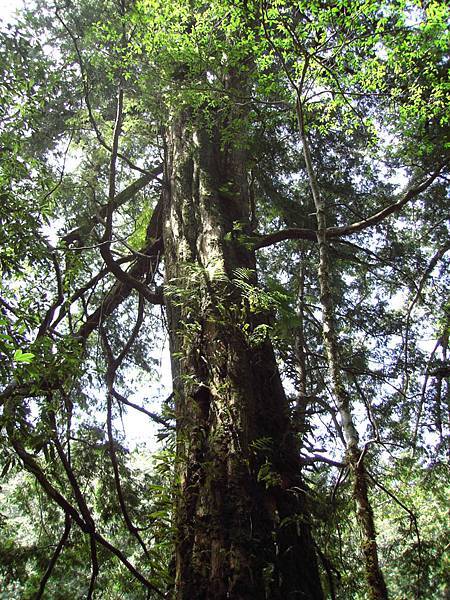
[{"x1": 0, "y1": 1, "x2": 448, "y2": 598}]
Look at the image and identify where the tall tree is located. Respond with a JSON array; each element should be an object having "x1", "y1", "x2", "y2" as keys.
[{"x1": 0, "y1": 0, "x2": 448, "y2": 598}]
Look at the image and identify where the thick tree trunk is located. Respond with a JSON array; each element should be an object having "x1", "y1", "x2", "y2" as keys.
[{"x1": 162, "y1": 110, "x2": 323, "y2": 599}]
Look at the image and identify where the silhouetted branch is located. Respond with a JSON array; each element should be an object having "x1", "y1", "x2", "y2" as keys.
[
  {"x1": 87, "y1": 535, "x2": 99, "y2": 600},
  {"x1": 5, "y1": 396, "x2": 164, "y2": 595},
  {"x1": 255, "y1": 165, "x2": 446, "y2": 250},
  {"x1": 35, "y1": 514, "x2": 72, "y2": 600},
  {"x1": 62, "y1": 166, "x2": 162, "y2": 247}
]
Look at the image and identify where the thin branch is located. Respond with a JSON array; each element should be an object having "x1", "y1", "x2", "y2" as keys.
[
  {"x1": 106, "y1": 386, "x2": 150, "y2": 557},
  {"x1": 35, "y1": 514, "x2": 72, "y2": 600},
  {"x1": 112, "y1": 388, "x2": 174, "y2": 429},
  {"x1": 50, "y1": 259, "x2": 133, "y2": 331},
  {"x1": 5, "y1": 397, "x2": 163, "y2": 596},
  {"x1": 115, "y1": 294, "x2": 146, "y2": 369},
  {"x1": 36, "y1": 252, "x2": 65, "y2": 339},
  {"x1": 87, "y1": 535, "x2": 99, "y2": 600},
  {"x1": 0, "y1": 295, "x2": 21, "y2": 318},
  {"x1": 403, "y1": 240, "x2": 450, "y2": 401},
  {"x1": 326, "y1": 165, "x2": 446, "y2": 238},
  {"x1": 260, "y1": 2, "x2": 299, "y2": 93},
  {"x1": 48, "y1": 410, "x2": 96, "y2": 531},
  {"x1": 368, "y1": 471, "x2": 423, "y2": 599},
  {"x1": 101, "y1": 297, "x2": 150, "y2": 556},
  {"x1": 54, "y1": 9, "x2": 151, "y2": 176}
]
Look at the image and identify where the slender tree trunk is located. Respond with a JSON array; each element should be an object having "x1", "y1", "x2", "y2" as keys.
[
  {"x1": 296, "y1": 98, "x2": 388, "y2": 600},
  {"x1": 162, "y1": 108, "x2": 323, "y2": 599},
  {"x1": 294, "y1": 261, "x2": 309, "y2": 439}
]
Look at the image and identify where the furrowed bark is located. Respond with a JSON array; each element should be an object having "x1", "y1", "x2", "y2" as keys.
[{"x1": 163, "y1": 103, "x2": 323, "y2": 599}]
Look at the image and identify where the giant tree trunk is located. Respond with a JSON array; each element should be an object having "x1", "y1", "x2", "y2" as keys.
[{"x1": 162, "y1": 109, "x2": 323, "y2": 599}]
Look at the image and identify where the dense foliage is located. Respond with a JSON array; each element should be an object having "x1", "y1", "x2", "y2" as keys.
[{"x1": 0, "y1": 0, "x2": 448, "y2": 598}]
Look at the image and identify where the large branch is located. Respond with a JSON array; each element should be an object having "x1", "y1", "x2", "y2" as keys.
[
  {"x1": 254, "y1": 227, "x2": 317, "y2": 249},
  {"x1": 254, "y1": 165, "x2": 446, "y2": 250},
  {"x1": 76, "y1": 197, "x2": 164, "y2": 342},
  {"x1": 62, "y1": 165, "x2": 162, "y2": 246},
  {"x1": 326, "y1": 166, "x2": 445, "y2": 238}
]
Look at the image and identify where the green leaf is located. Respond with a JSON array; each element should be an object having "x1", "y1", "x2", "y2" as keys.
[{"x1": 13, "y1": 349, "x2": 35, "y2": 364}]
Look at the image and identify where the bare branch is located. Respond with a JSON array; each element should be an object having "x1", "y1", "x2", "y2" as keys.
[
  {"x1": 254, "y1": 165, "x2": 446, "y2": 250},
  {"x1": 112, "y1": 388, "x2": 174, "y2": 429},
  {"x1": 35, "y1": 514, "x2": 72, "y2": 600},
  {"x1": 36, "y1": 252, "x2": 65, "y2": 339}
]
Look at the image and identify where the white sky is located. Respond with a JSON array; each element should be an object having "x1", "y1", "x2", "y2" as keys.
[{"x1": 0, "y1": 0, "x2": 25, "y2": 23}]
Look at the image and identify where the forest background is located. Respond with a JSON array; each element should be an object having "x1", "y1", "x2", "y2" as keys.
[{"x1": 0, "y1": 0, "x2": 449, "y2": 598}]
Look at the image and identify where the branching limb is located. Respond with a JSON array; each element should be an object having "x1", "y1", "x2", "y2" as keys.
[
  {"x1": 300, "y1": 453, "x2": 345, "y2": 468},
  {"x1": 254, "y1": 165, "x2": 446, "y2": 250},
  {"x1": 254, "y1": 227, "x2": 317, "y2": 249},
  {"x1": 100, "y1": 297, "x2": 150, "y2": 557},
  {"x1": 112, "y1": 388, "x2": 174, "y2": 428},
  {"x1": 326, "y1": 164, "x2": 446, "y2": 238},
  {"x1": 4, "y1": 396, "x2": 163, "y2": 595},
  {"x1": 99, "y1": 87, "x2": 163, "y2": 305},
  {"x1": 54, "y1": 9, "x2": 152, "y2": 176},
  {"x1": 403, "y1": 240, "x2": 450, "y2": 400},
  {"x1": 368, "y1": 471, "x2": 423, "y2": 598},
  {"x1": 76, "y1": 198, "x2": 164, "y2": 342}
]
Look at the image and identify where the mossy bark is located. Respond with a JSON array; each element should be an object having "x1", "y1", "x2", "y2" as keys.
[{"x1": 162, "y1": 111, "x2": 323, "y2": 599}]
